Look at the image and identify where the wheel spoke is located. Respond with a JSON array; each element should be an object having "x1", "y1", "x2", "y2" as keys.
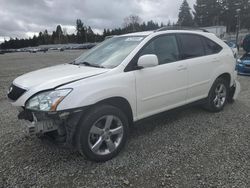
[
  {"x1": 106, "y1": 139, "x2": 116, "y2": 152},
  {"x1": 221, "y1": 92, "x2": 226, "y2": 97},
  {"x1": 110, "y1": 126, "x2": 123, "y2": 135},
  {"x1": 215, "y1": 87, "x2": 219, "y2": 94},
  {"x1": 105, "y1": 115, "x2": 113, "y2": 130},
  {"x1": 218, "y1": 84, "x2": 223, "y2": 93},
  {"x1": 90, "y1": 125, "x2": 103, "y2": 135},
  {"x1": 214, "y1": 96, "x2": 218, "y2": 104},
  {"x1": 218, "y1": 99, "x2": 223, "y2": 107},
  {"x1": 91, "y1": 137, "x2": 103, "y2": 152}
]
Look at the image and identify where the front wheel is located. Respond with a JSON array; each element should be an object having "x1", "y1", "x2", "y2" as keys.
[
  {"x1": 203, "y1": 78, "x2": 229, "y2": 112},
  {"x1": 76, "y1": 105, "x2": 129, "y2": 162}
]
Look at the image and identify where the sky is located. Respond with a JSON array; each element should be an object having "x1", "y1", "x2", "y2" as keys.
[{"x1": 0, "y1": 0, "x2": 196, "y2": 42}]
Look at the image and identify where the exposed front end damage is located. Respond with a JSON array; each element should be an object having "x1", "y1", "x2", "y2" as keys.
[{"x1": 17, "y1": 107, "x2": 86, "y2": 146}]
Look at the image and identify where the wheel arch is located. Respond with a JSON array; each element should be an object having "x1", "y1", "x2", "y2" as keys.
[
  {"x1": 217, "y1": 72, "x2": 231, "y2": 86},
  {"x1": 95, "y1": 97, "x2": 134, "y2": 126}
]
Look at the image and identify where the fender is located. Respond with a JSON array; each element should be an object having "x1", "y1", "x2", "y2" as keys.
[
  {"x1": 209, "y1": 57, "x2": 235, "y2": 90},
  {"x1": 57, "y1": 71, "x2": 137, "y2": 119}
]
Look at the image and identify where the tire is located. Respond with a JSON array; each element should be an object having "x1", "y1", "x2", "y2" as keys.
[
  {"x1": 75, "y1": 104, "x2": 129, "y2": 162},
  {"x1": 203, "y1": 78, "x2": 229, "y2": 112}
]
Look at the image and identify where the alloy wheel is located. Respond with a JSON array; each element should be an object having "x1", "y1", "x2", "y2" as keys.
[
  {"x1": 88, "y1": 115, "x2": 124, "y2": 155},
  {"x1": 213, "y1": 83, "x2": 227, "y2": 108}
]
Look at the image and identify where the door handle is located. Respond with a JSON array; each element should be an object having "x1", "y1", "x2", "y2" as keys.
[{"x1": 177, "y1": 65, "x2": 187, "y2": 71}]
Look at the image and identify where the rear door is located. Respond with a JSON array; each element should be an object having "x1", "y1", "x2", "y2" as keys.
[{"x1": 177, "y1": 34, "x2": 222, "y2": 102}]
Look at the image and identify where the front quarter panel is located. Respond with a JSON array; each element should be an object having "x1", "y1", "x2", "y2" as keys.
[{"x1": 57, "y1": 70, "x2": 137, "y2": 119}]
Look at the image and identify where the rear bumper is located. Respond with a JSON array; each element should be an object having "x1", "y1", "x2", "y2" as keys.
[
  {"x1": 229, "y1": 71, "x2": 240, "y2": 101},
  {"x1": 237, "y1": 64, "x2": 250, "y2": 75},
  {"x1": 238, "y1": 71, "x2": 250, "y2": 76},
  {"x1": 232, "y1": 80, "x2": 241, "y2": 100}
]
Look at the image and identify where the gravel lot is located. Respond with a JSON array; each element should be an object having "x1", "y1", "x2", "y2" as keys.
[{"x1": 0, "y1": 51, "x2": 249, "y2": 188}]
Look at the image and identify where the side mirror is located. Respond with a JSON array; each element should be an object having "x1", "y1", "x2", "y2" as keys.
[{"x1": 137, "y1": 54, "x2": 159, "y2": 69}]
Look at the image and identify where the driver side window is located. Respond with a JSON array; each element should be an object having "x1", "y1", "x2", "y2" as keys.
[{"x1": 139, "y1": 35, "x2": 180, "y2": 65}]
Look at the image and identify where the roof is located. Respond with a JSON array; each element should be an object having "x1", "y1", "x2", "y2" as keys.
[
  {"x1": 118, "y1": 28, "x2": 212, "y2": 38},
  {"x1": 120, "y1": 31, "x2": 154, "y2": 37}
]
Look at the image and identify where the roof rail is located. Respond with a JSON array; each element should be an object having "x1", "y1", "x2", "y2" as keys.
[{"x1": 155, "y1": 26, "x2": 209, "y2": 33}]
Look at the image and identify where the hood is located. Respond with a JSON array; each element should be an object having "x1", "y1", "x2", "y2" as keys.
[
  {"x1": 242, "y1": 60, "x2": 250, "y2": 65},
  {"x1": 14, "y1": 63, "x2": 109, "y2": 89}
]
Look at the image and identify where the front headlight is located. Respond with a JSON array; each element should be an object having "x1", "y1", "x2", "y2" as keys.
[{"x1": 26, "y1": 89, "x2": 72, "y2": 111}]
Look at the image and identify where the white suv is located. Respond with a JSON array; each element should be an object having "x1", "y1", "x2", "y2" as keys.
[{"x1": 8, "y1": 29, "x2": 240, "y2": 161}]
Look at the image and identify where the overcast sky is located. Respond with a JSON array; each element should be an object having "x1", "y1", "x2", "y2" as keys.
[{"x1": 0, "y1": 0, "x2": 196, "y2": 42}]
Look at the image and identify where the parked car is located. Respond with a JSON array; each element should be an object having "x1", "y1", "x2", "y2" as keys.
[
  {"x1": 224, "y1": 40, "x2": 238, "y2": 58},
  {"x1": 8, "y1": 29, "x2": 240, "y2": 162},
  {"x1": 237, "y1": 53, "x2": 250, "y2": 75}
]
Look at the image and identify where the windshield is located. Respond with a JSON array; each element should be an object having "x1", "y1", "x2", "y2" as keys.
[
  {"x1": 225, "y1": 41, "x2": 236, "y2": 48},
  {"x1": 73, "y1": 36, "x2": 145, "y2": 68},
  {"x1": 241, "y1": 53, "x2": 250, "y2": 60}
]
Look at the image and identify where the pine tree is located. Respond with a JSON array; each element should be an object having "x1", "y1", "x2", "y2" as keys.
[
  {"x1": 193, "y1": 0, "x2": 208, "y2": 26},
  {"x1": 194, "y1": 0, "x2": 222, "y2": 27},
  {"x1": 177, "y1": 0, "x2": 194, "y2": 27}
]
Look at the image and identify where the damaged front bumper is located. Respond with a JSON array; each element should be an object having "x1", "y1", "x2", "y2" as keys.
[
  {"x1": 18, "y1": 109, "x2": 66, "y2": 136},
  {"x1": 17, "y1": 107, "x2": 88, "y2": 145}
]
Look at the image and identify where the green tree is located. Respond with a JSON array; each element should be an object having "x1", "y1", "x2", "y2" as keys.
[
  {"x1": 177, "y1": 0, "x2": 194, "y2": 27},
  {"x1": 123, "y1": 15, "x2": 142, "y2": 32},
  {"x1": 55, "y1": 25, "x2": 63, "y2": 43},
  {"x1": 194, "y1": 0, "x2": 222, "y2": 27},
  {"x1": 193, "y1": 0, "x2": 250, "y2": 31},
  {"x1": 221, "y1": 0, "x2": 250, "y2": 31}
]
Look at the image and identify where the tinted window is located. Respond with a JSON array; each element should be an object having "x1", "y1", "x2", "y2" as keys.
[
  {"x1": 203, "y1": 38, "x2": 222, "y2": 55},
  {"x1": 241, "y1": 53, "x2": 250, "y2": 60},
  {"x1": 178, "y1": 34, "x2": 205, "y2": 59},
  {"x1": 139, "y1": 35, "x2": 180, "y2": 65}
]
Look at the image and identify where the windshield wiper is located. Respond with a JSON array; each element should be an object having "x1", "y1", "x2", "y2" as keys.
[{"x1": 76, "y1": 61, "x2": 105, "y2": 68}]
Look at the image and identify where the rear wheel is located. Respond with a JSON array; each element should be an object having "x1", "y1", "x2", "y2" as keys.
[
  {"x1": 76, "y1": 105, "x2": 129, "y2": 162},
  {"x1": 204, "y1": 78, "x2": 229, "y2": 112}
]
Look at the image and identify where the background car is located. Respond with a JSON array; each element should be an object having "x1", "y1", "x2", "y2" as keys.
[
  {"x1": 224, "y1": 40, "x2": 238, "y2": 57},
  {"x1": 237, "y1": 53, "x2": 250, "y2": 75}
]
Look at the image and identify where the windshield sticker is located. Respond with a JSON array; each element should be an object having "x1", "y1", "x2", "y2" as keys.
[{"x1": 125, "y1": 37, "x2": 144, "y2": 42}]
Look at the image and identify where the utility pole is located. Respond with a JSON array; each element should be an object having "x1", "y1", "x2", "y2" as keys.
[{"x1": 235, "y1": 9, "x2": 241, "y2": 50}]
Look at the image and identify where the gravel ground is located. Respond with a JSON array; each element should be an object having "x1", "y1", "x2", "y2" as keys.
[{"x1": 0, "y1": 51, "x2": 250, "y2": 188}]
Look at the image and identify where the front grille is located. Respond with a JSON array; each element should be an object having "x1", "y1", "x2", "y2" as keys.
[
  {"x1": 245, "y1": 64, "x2": 250, "y2": 68},
  {"x1": 7, "y1": 84, "x2": 26, "y2": 101}
]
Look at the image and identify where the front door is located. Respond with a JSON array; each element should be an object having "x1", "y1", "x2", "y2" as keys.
[{"x1": 134, "y1": 34, "x2": 188, "y2": 119}]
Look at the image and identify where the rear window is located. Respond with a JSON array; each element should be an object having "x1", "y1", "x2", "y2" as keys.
[
  {"x1": 178, "y1": 34, "x2": 205, "y2": 59},
  {"x1": 203, "y1": 38, "x2": 222, "y2": 55}
]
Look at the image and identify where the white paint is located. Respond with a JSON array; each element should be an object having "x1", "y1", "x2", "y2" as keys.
[{"x1": 10, "y1": 30, "x2": 239, "y2": 122}]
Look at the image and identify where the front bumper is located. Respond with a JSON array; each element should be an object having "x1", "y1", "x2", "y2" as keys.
[
  {"x1": 17, "y1": 107, "x2": 88, "y2": 145},
  {"x1": 20, "y1": 119, "x2": 58, "y2": 136},
  {"x1": 18, "y1": 109, "x2": 66, "y2": 136},
  {"x1": 237, "y1": 64, "x2": 250, "y2": 75}
]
